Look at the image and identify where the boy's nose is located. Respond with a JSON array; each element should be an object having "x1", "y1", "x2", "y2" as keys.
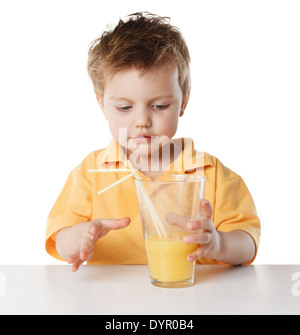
[{"x1": 135, "y1": 109, "x2": 152, "y2": 128}]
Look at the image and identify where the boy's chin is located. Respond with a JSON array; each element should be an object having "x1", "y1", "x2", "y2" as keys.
[{"x1": 127, "y1": 142, "x2": 156, "y2": 157}]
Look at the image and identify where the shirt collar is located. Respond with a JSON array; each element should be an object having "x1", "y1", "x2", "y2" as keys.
[
  {"x1": 168, "y1": 138, "x2": 213, "y2": 173},
  {"x1": 96, "y1": 138, "x2": 132, "y2": 170}
]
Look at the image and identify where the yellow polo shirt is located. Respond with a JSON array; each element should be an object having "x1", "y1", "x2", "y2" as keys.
[{"x1": 46, "y1": 138, "x2": 260, "y2": 265}]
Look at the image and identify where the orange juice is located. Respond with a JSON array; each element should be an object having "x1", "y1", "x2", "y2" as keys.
[{"x1": 145, "y1": 233, "x2": 198, "y2": 287}]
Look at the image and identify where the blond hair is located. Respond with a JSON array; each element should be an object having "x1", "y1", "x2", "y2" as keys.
[{"x1": 87, "y1": 12, "x2": 191, "y2": 99}]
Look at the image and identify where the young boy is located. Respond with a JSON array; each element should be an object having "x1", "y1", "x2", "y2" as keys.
[{"x1": 46, "y1": 12, "x2": 260, "y2": 272}]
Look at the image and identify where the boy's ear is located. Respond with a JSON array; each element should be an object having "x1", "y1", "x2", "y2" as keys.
[
  {"x1": 96, "y1": 94, "x2": 107, "y2": 119},
  {"x1": 180, "y1": 92, "x2": 190, "y2": 117}
]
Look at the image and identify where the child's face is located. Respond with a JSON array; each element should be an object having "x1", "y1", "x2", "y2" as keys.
[{"x1": 97, "y1": 63, "x2": 188, "y2": 158}]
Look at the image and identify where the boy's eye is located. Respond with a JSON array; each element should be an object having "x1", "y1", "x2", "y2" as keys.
[
  {"x1": 153, "y1": 105, "x2": 169, "y2": 110},
  {"x1": 116, "y1": 105, "x2": 169, "y2": 112},
  {"x1": 117, "y1": 106, "x2": 132, "y2": 112}
]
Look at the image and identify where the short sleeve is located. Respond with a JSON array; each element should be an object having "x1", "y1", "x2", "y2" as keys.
[
  {"x1": 214, "y1": 176, "x2": 261, "y2": 264},
  {"x1": 45, "y1": 166, "x2": 92, "y2": 261}
]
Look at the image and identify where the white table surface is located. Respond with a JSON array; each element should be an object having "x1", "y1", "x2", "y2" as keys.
[{"x1": 0, "y1": 265, "x2": 299, "y2": 315}]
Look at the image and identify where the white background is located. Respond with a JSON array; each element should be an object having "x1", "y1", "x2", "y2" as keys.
[{"x1": 0, "y1": 0, "x2": 299, "y2": 265}]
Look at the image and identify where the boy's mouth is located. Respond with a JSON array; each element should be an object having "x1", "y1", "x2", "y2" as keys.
[{"x1": 131, "y1": 134, "x2": 153, "y2": 143}]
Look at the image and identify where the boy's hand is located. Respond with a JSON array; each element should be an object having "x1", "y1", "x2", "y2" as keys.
[
  {"x1": 183, "y1": 199, "x2": 222, "y2": 262},
  {"x1": 56, "y1": 217, "x2": 130, "y2": 272}
]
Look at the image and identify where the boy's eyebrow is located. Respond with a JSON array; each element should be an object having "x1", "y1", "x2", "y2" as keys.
[
  {"x1": 110, "y1": 96, "x2": 132, "y2": 101},
  {"x1": 110, "y1": 94, "x2": 176, "y2": 101},
  {"x1": 149, "y1": 94, "x2": 176, "y2": 100}
]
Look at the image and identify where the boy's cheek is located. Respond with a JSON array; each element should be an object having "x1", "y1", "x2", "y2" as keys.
[{"x1": 117, "y1": 129, "x2": 129, "y2": 146}]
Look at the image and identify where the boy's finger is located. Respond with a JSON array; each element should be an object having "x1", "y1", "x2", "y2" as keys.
[
  {"x1": 184, "y1": 231, "x2": 211, "y2": 244},
  {"x1": 72, "y1": 259, "x2": 84, "y2": 272},
  {"x1": 67, "y1": 254, "x2": 79, "y2": 264},
  {"x1": 199, "y1": 199, "x2": 213, "y2": 219},
  {"x1": 79, "y1": 247, "x2": 91, "y2": 262},
  {"x1": 187, "y1": 245, "x2": 208, "y2": 262},
  {"x1": 91, "y1": 217, "x2": 131, "y2": 232},
  {"x1": 67, "y1": 254, "x2": 83, "y2": 272},
  {"x1": 108, "y1": 217, "x2": 131, "y2": 230},
  {"x1": 187, "y1": 218, "x2": 212, "y2": 232},
  {"x1": 165, "y1": 213, "x2": 190, "y2": 229}
]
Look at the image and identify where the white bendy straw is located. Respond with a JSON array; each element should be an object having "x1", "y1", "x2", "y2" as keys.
[
  {"x1": 88, "y1": 169, "x2": 167, "y2": 239},
  {"x1": 96, "y1": 172, "x2": 136, "y2": 195}
]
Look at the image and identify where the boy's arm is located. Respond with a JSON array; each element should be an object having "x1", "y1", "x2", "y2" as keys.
[{"x1": 213, "y1": 230, "x2": 255, "y2": 265}]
